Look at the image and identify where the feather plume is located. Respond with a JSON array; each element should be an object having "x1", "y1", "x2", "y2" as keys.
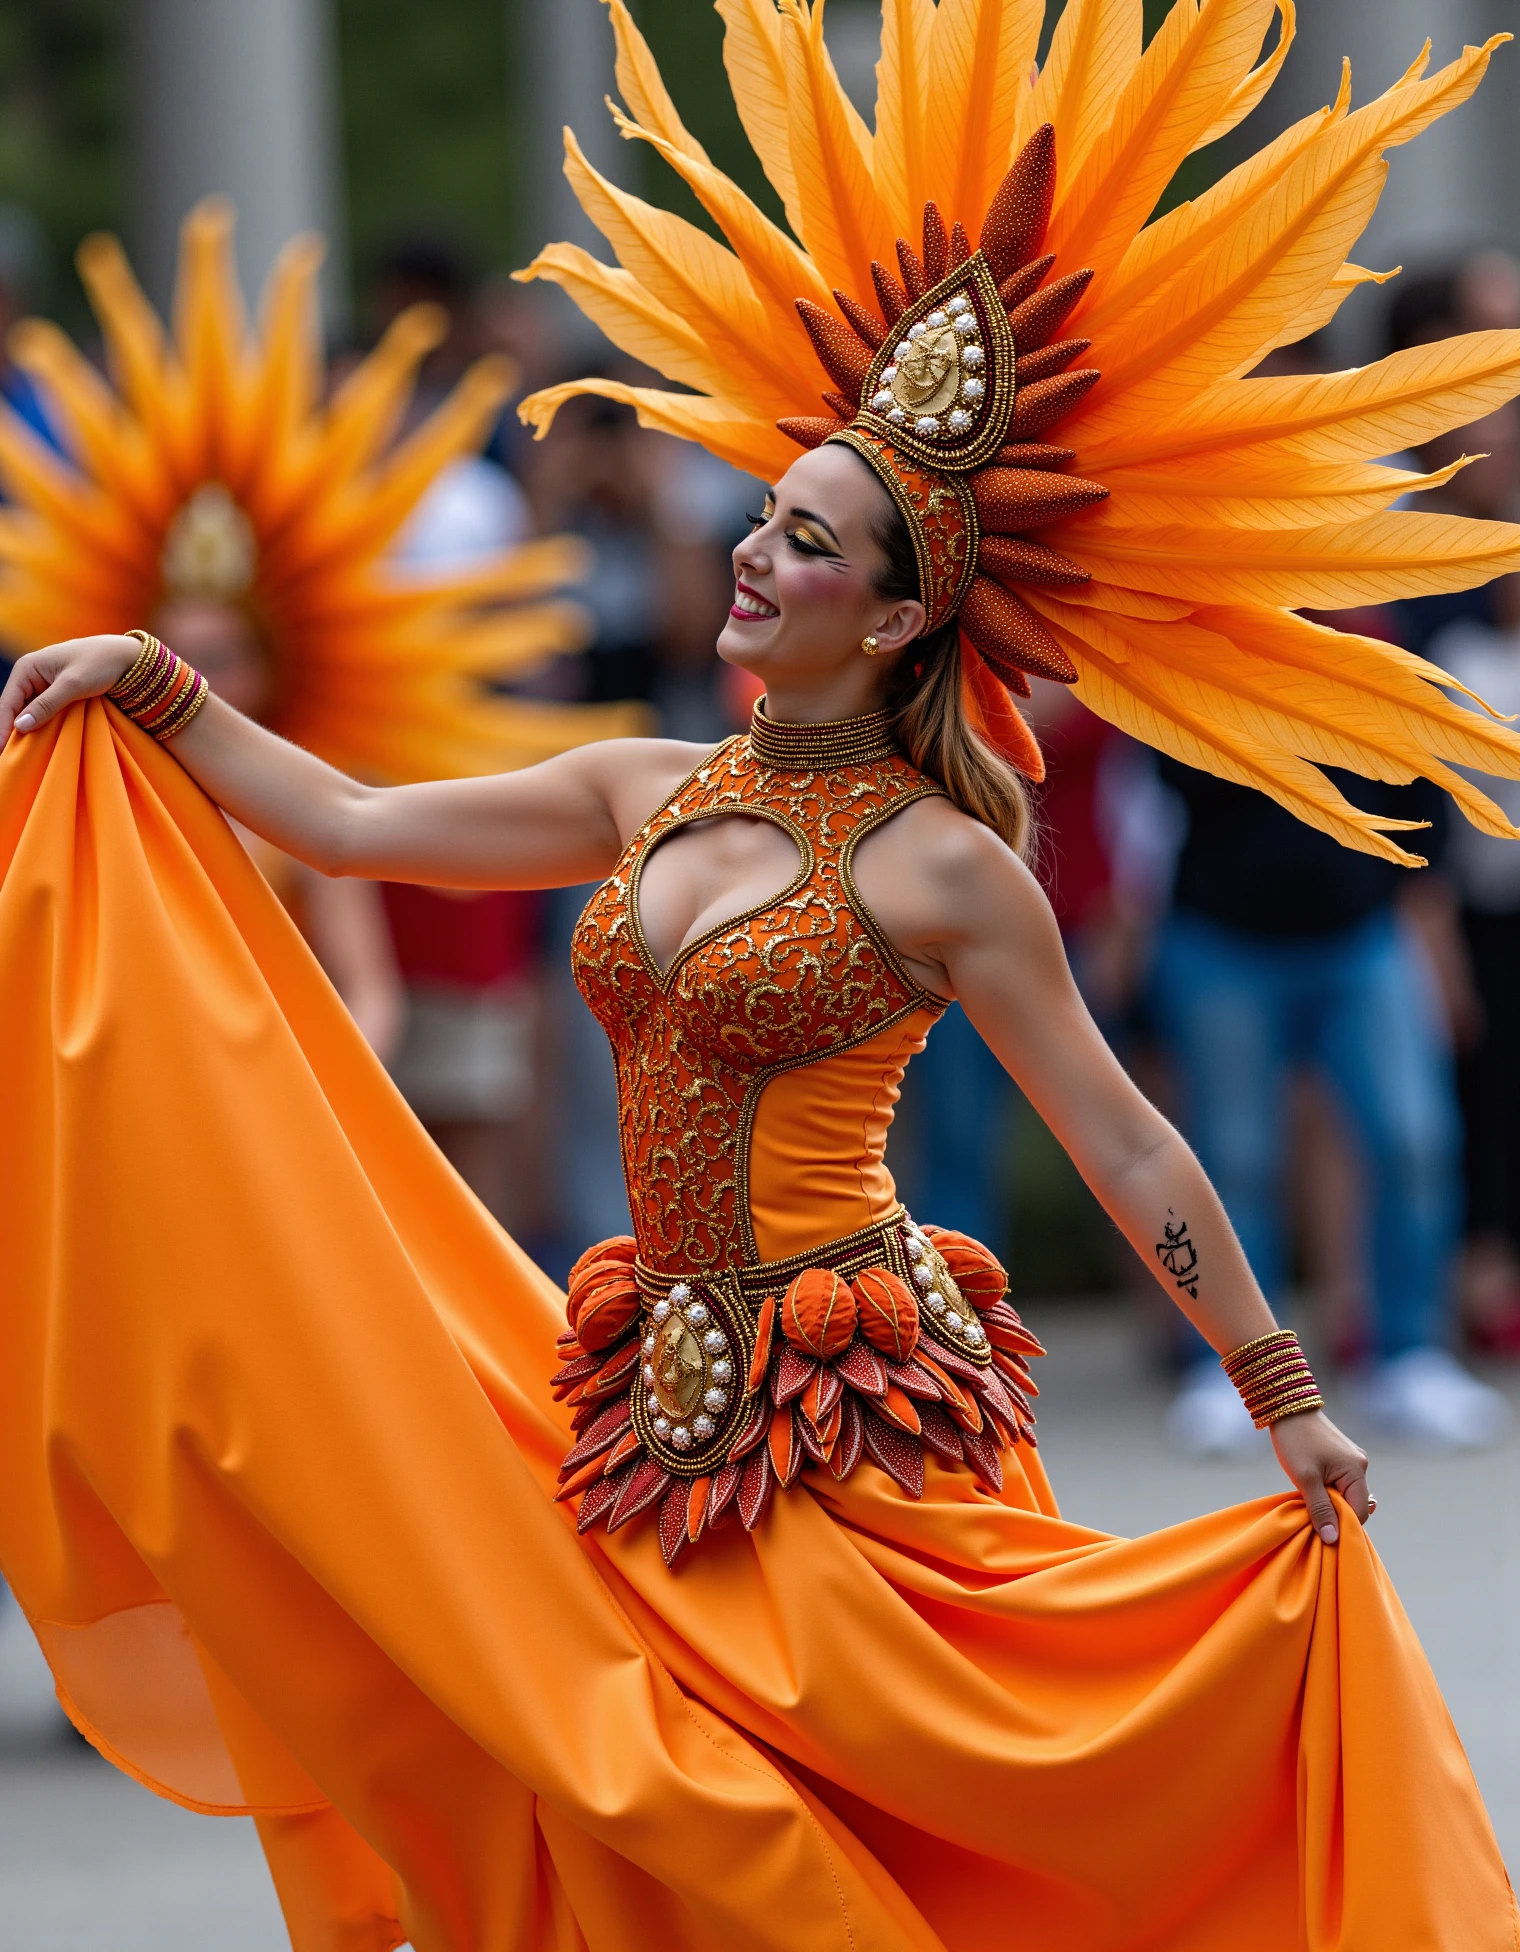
[
  {"x1": 1025, "y1": 0, "x2": 1143, "y2": 186},
  {"x1": 716, "y1": 0, "x2": 807, "y2": 242},
  {"x1": 1190, "y1": 0, "x2": 1295, "y2": 152},
  {"x1": 606, "y1": 103, "x2": 834, "y2": 329},
  {"x1": 875, "y1": 0, "x2": 937, "y2": 230},
  {"x1": 1046, "y1": 0, "x2": 1281, "y2": 290},
  {"x1": 604, "y1": 0, "x2": 710, "y2": 162},
  {"x1": 776, "y1": 0, "x2": 897, "y2": 297},
  {"x1": 923, "y1": 0, "x2": 1044, "y2": 231}
]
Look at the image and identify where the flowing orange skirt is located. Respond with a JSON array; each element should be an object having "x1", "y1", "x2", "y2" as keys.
[{"x1": 0, "y1": 704, "x2": 1511, "y2": 1952}]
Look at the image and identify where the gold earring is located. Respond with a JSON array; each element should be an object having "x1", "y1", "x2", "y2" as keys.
[{"x1": 861, "y1": 634, "x2": 880, "y2": 656}]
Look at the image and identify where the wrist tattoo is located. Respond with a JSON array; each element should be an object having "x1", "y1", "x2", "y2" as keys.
[{"x1": 1156, "y1": 1210, "x2": 1199, "y2": 1299}]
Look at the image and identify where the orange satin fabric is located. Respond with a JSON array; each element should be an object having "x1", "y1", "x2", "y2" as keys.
[
  {"x1": 0, "y1": 703, "x2": 1513, "y2": 1952},
  {"x1": 747, "y1": 1012, "x2": 937, "y2": 1260}
]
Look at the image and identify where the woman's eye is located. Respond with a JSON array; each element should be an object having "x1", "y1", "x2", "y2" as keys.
[
  {"x1": 786, "y1": 527, "x2": 829, "y2": 556},
  {"x1": 745, "y1": 500, "x2": 776, "y2": 532}
]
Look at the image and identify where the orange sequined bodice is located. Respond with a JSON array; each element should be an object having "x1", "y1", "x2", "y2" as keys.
[{"x1": 571, "y1": 706, "x2": 948, "y2": 1274}]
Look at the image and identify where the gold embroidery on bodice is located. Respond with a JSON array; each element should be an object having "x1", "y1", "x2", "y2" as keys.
[{"x1": 571, "y1": 710, "x2": 947, "y2": 1273}]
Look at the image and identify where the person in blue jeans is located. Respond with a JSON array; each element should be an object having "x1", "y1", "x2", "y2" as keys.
[{"x1": 1151, "y1": 757, "x2": 1509, "y2": 1453}]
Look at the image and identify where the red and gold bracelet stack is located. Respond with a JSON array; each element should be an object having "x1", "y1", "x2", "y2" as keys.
[
  {"x1": 1220, "y1": 1330, "x2": 1325, "y2": 1428},
  {"x1": 107, "y1": 628, "x2": 209, "y2": 741}
]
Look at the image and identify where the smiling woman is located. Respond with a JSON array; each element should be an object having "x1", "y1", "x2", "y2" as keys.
[{"x1": 2, "y1": 3, "x2": 1520, "y2": 1949}]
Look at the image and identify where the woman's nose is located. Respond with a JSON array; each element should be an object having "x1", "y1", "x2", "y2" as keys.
[{"x1": 733, "y1": 531, "x2": 769, "y2": 576}]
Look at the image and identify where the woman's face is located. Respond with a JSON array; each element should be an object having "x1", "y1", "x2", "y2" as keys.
[
  {"x1": 717, "y1": 444, "x2": 926, "y2": 688},
  {"x1": 154, "y1": 597, "x2": 273, "y2": 722}
]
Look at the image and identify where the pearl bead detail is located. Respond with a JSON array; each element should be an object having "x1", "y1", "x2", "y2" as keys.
[
  {"x1": 686, "y1": 1301, "x2": 709, "y2": 1326},
  {"x1": 703, "y1": 1328, "x2": 727, "y2": 1354}
]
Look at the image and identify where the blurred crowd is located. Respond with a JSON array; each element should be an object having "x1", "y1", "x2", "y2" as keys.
[{"x1": 4, "y1": 216, "x2": 1520, "y2": 1459}]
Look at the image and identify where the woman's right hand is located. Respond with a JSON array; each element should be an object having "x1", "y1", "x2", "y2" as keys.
[{"x1": 0, "y1": 634, "x2": 140, "y2": 747}]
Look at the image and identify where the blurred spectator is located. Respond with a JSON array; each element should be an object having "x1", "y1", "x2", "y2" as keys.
[
  {"x1": 519, "y1": 363, "x2": 758, "y2": 1262},
  {"x1": 155, "y1": 583, "x2": 403, "y2": 1061},
  {"x1": 0, "y1": 204, "x2": 62, "y2": 683},
  {"x1": 365, "y1": 231, "x2": 555, "y2": 1232},
  {"x1": 382, "y1": 882, "x2": 547, "y2": 1236},
  {"x1": 0, "y1": 204, "x2": 62, "y2": 457},
  {"x1": 1383, "y1": 251, "x2": 1520, "y2": 1351},
  {"x1": 1430, "y1": 592, "x2": 1520, "y2": 1351},
  {"x1": 1149, "y1": 329, "x2": 1511, "y2": 1456},
  {"x1": 894, "y1": 684, "x2": 1137, "y2": 1261},
  {"x1": 369, "y1": 230, "x2": 534, "y2": 558},
  {"x1": 1391, "y1": 262, "x2": 1520, "y2": 655}
]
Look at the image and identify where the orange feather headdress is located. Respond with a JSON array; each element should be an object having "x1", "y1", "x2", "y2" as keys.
[
  {"x1": 0, "y1": 198, "x2": 639, "y2": 783},
  {"x1": 520, "y1": 0, "x2": 1520, "y2": 859}
]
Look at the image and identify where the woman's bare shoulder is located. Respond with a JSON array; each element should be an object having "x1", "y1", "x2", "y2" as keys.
[
  {"x1": 582, "y1": 733, "x2": 740, "y2": 844},
  {"x1": 854, "y1": 791, "x2": 1056, "y2": 954}
]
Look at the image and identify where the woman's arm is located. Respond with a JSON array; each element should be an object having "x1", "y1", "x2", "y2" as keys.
[
  {"x1": 0, "y1": 633, "x2": 700, "y2": 890},
  {"x1": 856, "y1": 803, "x2": 1371, "y2": 1542}
]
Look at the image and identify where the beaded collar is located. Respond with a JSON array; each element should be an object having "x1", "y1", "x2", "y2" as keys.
[{"x1": 747, "y1": 700, "x2": 899, "y2": 771}]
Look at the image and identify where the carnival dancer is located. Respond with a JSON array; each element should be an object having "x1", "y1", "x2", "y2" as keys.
[{"x1": 3, "y1": 4, "x2": 1520, "y2": 1948}]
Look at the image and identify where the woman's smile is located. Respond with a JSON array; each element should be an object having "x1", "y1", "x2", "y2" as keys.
[{"x1": 730, "y1": 579, "x2": 779, "y2": 621}]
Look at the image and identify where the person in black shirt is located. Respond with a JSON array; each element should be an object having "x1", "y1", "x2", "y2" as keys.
[{"x1": 1150, "y1": 758, "x2": 1509, "y2": 1452}]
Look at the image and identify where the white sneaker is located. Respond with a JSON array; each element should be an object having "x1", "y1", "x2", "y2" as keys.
[
  {"x1": 1348, "y1": 1346, "x2": 1513, "y2": 1451},
  {"x1": 1165, "y1": 1360, "x2": 1270, "y2": 1458}
]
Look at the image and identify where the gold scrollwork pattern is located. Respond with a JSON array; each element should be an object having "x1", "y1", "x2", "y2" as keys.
[{"x1": 570, "y1": 732, "x2": 947, "y2": 1274}]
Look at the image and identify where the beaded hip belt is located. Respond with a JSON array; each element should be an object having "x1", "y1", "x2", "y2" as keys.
[{"x1": 551, "y1": 1207, "x2": 1044, "y2": 1567}]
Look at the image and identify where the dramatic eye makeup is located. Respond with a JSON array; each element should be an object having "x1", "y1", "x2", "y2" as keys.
[
  {"x1": 745, "y1": 491, "x2": 778, "y2": 531},
  {"x1": 782, "y1": 506, "x2": 844, "y2": 560}
]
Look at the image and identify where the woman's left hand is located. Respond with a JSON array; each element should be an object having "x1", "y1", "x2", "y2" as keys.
[{"x1": 1270, "y1": 1408, "x2": 1372, "y2": 1544}]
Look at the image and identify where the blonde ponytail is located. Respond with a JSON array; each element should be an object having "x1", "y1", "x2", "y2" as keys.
[
  {"x1": 854, "y1": 442, "x2": 1036, "y2": 860},
  {"x1": 885, "y1": 624, "x2": 1035, "y2": 860}
]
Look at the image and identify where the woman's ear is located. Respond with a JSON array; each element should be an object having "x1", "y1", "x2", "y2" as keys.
[{"x1": 871, "y1": 598, "x2": 927, "y2": 656}]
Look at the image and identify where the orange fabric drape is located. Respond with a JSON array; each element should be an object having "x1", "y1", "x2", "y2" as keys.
[{"x1": 0, "y1": 701, "x2": 1512, "y2": 1952}]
